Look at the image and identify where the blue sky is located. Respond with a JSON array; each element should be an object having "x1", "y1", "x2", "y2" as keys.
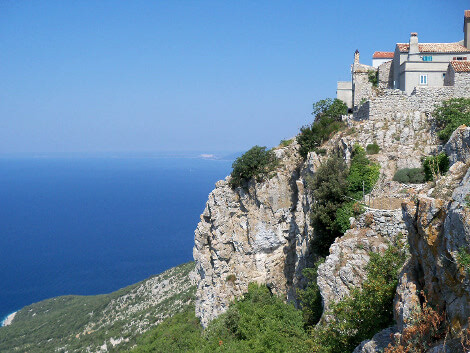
[{"x1": 0, "y1": 1, "x2": 468, "y2": 155}]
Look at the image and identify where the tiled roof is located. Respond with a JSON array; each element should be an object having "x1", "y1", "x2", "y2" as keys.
[
  {"x1": 397, "y1": 42, "x2": 470, "y2": 53},
  {"x1": 372, "y1": 51, "x2": 394, "y2": 59},
  {"x1": 465, "y1": 10, "x2": 470, "y2": 18},
  {"x1": 450, "y1": 61, "x2": 470, "y2": 72}
]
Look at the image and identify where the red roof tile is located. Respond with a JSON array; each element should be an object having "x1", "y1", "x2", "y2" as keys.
[
  {"x1": 397, "y1": 42, "x2": 470, "y2": 53},
  {"x1": 372, "y1": 51, "x2": 394, "y2": 59},
  {"x1": 450, "y1": 61, "x2": 470, "y2": 72}
]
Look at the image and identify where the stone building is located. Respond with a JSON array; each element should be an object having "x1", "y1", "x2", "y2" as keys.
[
  {"x1": 392, "y1": 33, "x2": 470, "y2": 93},
  {"x1": 337, "y1": 10, "x2": 470, "y2": 108}
]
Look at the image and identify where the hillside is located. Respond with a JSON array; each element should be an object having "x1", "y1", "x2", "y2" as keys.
[{"x1": 0, "y1": 262, "x2": 196, "y2": 353}]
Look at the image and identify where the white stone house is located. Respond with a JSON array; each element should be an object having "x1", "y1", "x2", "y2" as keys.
[
  {"x1": 337, "y1": 10, "x2": 470, "y2": 108},
  {"x1": 392, "y1": 34, "x2": 470, "y2": 94}
]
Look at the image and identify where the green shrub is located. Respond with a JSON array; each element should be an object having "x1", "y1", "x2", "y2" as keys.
[
  {"x1": 230, "y1": 146, "x2": 278, "y2": 188},
  {"x1": 347, "y1": 145, "x2": 380, "y2": 200},
  {"x1": 279, "y1": 139, "x2": 293, "y2": 147},
  {"x1": 368, "y1": 70, "x2": 378, "y2": 87},
  {"x1": 422, "y1": 153, "x2": 449, "y2": 181},
  {"x1": 297, "y1": 98, "x2": 348, "y2": 158},
  {"x1": 457, "y1": 247, "x2": 470, "y2": 275},
  {"x1": 366, "y1": 142, "x2": 380, "y2": 155},
  {"x1": 393, "y1": 168, "x2": 425, "y2": 184},
  {"x1": 297, "y1": 258, "x2": 325, "y2": 327},
  {"x1": 334, "y1": 201, "x2": 364, "y2": 234},
  {"x1": 308, "y1": 243, "x2": 407, "y2": 353},
  {"x1": 434, "y1": 97, "x2": 470, "y2": 142}
]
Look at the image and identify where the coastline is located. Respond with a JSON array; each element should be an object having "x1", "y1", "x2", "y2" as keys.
[{"x1": 1, "y1": 311, "x2": 17, "y2": 327}]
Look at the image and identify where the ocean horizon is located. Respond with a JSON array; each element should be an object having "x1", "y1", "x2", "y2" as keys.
[{"x1": 0, "y1": 155, "x2": 233, "y2": 322}]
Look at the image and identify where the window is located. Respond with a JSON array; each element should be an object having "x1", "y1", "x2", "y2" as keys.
[
  {"x1": 420, "y1": 74, "x2": 428, "y2": 85},
  {"x1": 454, "y1": 57, "x2": 468, "y2": 60},
  {"x1": 422, "y1": 56, "x2": 433, "y2": 61}
]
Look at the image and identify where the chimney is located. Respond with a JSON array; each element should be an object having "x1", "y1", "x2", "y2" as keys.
[
  {"x1": 354, "y1": 49, "x2": 360, "y2": 64},
  {"x1": 464, "y1": 10, "x2": 470, "y2": 49},
  {"x1": 408, "y1": 32, "x2": 419, "y2": 60}
]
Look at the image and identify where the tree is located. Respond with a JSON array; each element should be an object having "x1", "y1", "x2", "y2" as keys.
[
  {"x1": 297, "y1": 99, "x2": 348, "y2": 159},
  {"x1": 309, "y1": 156, "x2": 349, "y2": 256}
]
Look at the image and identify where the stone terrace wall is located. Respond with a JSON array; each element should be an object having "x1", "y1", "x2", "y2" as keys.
[
  {"x1": 355, "y1": 208, "x2": 407, "y2": 238},
  {"x1": 364, "y1": 86, "x2": 470, "y2": 123}
]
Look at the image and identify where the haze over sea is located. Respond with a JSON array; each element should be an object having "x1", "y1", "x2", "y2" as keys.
[{"x1": 0, "y1": 155, "x2": 233, "y2": 322}]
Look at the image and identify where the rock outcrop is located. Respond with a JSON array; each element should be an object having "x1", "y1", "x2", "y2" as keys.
[
  {"x1": 193, "y1": 143, "x2": 318, "y2": 327},
  {"x1": 397, "y1": 164, "x2": 470, "y2": 333}
]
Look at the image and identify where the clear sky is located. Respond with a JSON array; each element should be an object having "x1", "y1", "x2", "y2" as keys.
[{"x1": 1, "y1": 1, "x2": 469, "y2": 155}]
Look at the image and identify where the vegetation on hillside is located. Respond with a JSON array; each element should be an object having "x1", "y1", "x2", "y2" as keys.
[
  {"x1": 0, "y1": 262, "x2": 196, "y2": 353},
  {"x1": 434, "y1": 97, "x2": 470, "y2": 142},
  {"x1": 297, "y1": 98, "x2": 348, "y2": 158},
  {"x1": 309, "y1": 145, "x2": 380, "y2": 256},
  {"x1": 132, "y1": 284, "x2": 308, "y2": 353},
  {"x1": 230, "y1": 145, "x2": 279, "y2": 188}
]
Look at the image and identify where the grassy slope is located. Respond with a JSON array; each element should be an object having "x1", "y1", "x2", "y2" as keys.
[{"x1": 0, "y1": 262, "x2": 196, "y2": 353}]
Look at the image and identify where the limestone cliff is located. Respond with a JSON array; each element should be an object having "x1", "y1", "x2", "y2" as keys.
[{"x1": 193, "y1": 143, "x2": 318, "y2": 327}]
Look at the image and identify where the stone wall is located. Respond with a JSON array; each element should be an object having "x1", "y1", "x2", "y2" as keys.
[
  {"x1": 378, "y1": 60, "x2": 393, "y2": 90},
  {"x1": 355, "y1": 208, "x2": 407, "y2": 238},
  {"x1": 353, "y1": 63, "x2": 377, "y2": 109},
  {"x1": 454, "y1": 72, "x2": 470, "y2": 97}
]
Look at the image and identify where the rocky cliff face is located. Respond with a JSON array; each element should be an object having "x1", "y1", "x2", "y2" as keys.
[
  {"x1": 193, "y1": 143, "x2": 318, "y2": 327},
  {"x1": 393, "y1": 128, "x2": 470, "y2": 335}
]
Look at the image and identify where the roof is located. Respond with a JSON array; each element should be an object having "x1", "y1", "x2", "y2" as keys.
[
  {"x1": 372, "y1": 51, "x2": 394, "y2": 59},
  {"x1": 465, "y1": 10, "x2": 470, "y2": 18},
  {"x1": 450, "y1": 61, "x2": 470, "y2": 72},
  {"x1": 396, "y1": 42, "x2": 470, "y2": 53}
]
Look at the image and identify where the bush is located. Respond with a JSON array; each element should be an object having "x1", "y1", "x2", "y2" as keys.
[
  {"x1": 309, "y1": 243, "x2": 407, "y2": 353},
  {"x1": 393, "y1": 168, "x2": 425, "y2": 184},
  {"x1": 230, "y1": 146, "x2": 278, "y2": 188},
  {"x1": 385, "y1": 294, "x2": 446, "y2": 353},
  {"x1": 422, "y1": 153, "x2": 449, "y2": 181},
  {"x1": 297, "y1": 98, "x2": 348, "y2": 158},
  {"x1": 297, "y1": 258, "x2": 325, "y2": 327},
  {"x1": 334, "y1": 201, "x2": 363, "y2": 234},
  {"x1": 347, "y1": 145, "x2": 381, "y2": 200},
  {"x1": 279, "y1": 139, "x2": 293, "y2": 147},
  {"x1": 434, "y1": 97, "x2": 470, "y2": 142},
  {"x1": 366, "y1": 142, "x2": 380, "y2": 155},
  {"x1": 368, "y1": 70, "x2": 378, "y2": 87}
]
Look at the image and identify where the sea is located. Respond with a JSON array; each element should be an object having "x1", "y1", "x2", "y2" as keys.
[{"x1": 0, "y1": 155, "x2": 234, "y2": 324}]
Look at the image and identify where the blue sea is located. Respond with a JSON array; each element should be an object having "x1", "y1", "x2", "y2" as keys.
[{"x1": 0, "y1": 156, "x2": 233, "y2": 323}]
